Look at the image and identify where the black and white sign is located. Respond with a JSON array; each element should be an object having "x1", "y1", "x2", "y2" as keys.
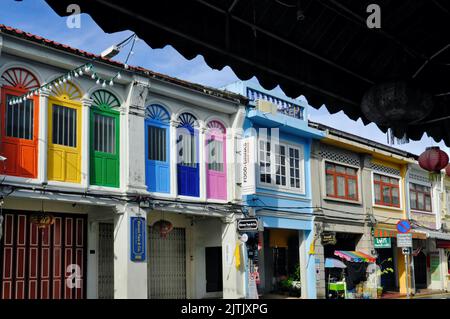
[
  {"x1": 402, "y1": 248, "x2": 410, "y2": 255},
  {"x1": 397, "y1": 233, "x2": 413, "y2": 248},
  {"x1": 237, "y1": 218, "x2": 259, "y2": 232}
]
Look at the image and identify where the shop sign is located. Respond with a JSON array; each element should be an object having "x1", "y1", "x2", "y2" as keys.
[
  {"x1": 237, "y1": 218, "x2": 259, "y2": 232},
  {"x1": 321, "y1": 232, "x2": 337, "y2": 245},
  {"x1": 241, "y1": 136, "x2": 256, "y2": 195},
  {"x1": 374, "y1": 237, "x2": 391, "y2": 248},
  {"x1": 130, "y1": 217, "x2": 146, "y2": 262},
  {"x1": 397, "y1": 233, "x2": 413, "y2": 247}
]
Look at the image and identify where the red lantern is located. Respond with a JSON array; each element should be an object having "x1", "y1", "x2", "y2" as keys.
[
  {"x1": 152, "y1": 219, "x2": 173, "y2": 238},
  {"x1": 418, "y1": 147, "x2": 449, "y2": 173}
]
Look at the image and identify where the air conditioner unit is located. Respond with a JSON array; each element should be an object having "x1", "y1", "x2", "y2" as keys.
[{"x1": 255, "y1": 99, "x2": 277, "y2": 115}]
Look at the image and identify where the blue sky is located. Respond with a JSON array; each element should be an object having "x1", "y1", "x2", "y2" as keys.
[{"x1": 1, "y1": 0, "x2": 447, "y2": 156}]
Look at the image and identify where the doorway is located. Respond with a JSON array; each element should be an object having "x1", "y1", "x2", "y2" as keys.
[
  {"x1": 205, "y1": 247, "x2": 222, "y2": 292},
  {"x1": 148, "y1": 227, "x2": 186, "y2": 299},
  {"x1": 414, "y1": 251, "x2": 427, "y2": 289}
]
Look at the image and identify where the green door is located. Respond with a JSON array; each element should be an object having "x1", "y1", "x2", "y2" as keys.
[{"x1": 89, "y1": 90, "x2": 120, "y2": 188}]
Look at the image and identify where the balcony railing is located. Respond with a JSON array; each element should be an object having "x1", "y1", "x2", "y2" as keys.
[{"x1": 246, "y1": 87, "x2": 304, "y2": 120}]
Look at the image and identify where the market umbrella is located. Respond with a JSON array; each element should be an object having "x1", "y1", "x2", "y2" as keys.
[{"x1": 325, "y1": 258, "x2": 347, "y2": 269}]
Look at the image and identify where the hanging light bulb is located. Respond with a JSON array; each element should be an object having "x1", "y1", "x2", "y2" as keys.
[
  {"x1": 67, "y1": 74, "x2": 72, "y2": 81},
  {"x1": 48, "y1": 85, "x2": 52, "y2": 90},
  {"x1": 58, "y1": 79, "x2": 63, "y2": 85},
  {"x1": 124, "y1": 64, "x2": 129, "y2": 70},
  {"x1": 84, "y1": 65, "x2": 90, "y2": 73},
  {"x1": 63, "y1": 77, "x2": 67, "y2": 83},
  {"x1": 96, "y1": 79, "x2": 100, "y2": 85},
  {"x1": 34, "y1": 90, "x2": 38, "y2": 95},
  {"x1": 102, "y1": 81, "x2": 106, "y2": 87},
  {"x1": 117, "y1": 72, "x2": 121, "y2": 79},
  {"x1": 78, "y1": 70, "x2": 83, "y2": 76},
  {"x1": 91, "y1": 73, "x2": 96, "y2": 80},
  {"x1": 55, "y1": 82, "x2": 59, "y2": 87},
  {"x1": 109, "y1": 80, "x2": 114, "y2": 86}
]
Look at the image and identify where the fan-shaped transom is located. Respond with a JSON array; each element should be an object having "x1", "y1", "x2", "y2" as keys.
[
  {"x1": 50, "y1": 81, "x2": 82, "y2": 101},
  {"x1": 207, "y1": 120, "x2": 226, "y2": 134},
  {"x1": 1, "y1": 68, "x2": 39, "y2": 90},
  {"x1": 145, "y1": 104, "x2": 170, "y2": 124},
  {"x1": 177, "y1": 112, "x2": 198, "y2": 129},
  {"x1": 91, "y1": 90, "x2": 120, "y2": 110}
]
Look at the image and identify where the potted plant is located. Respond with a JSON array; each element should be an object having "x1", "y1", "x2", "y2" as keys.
[{"x1": 377, "y1": 286, "x2": 383, "y2": 298}]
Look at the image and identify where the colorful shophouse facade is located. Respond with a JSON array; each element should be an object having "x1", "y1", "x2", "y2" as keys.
[
  {"x1": 0, "y1": 25, "x2": 248, "y2": 299},
  {"x1": 310, "y1": 122, "x2": 450, "y2": 297},
  {"x1": 223, "y1": 81, "x2": 325, "y2": 298}
]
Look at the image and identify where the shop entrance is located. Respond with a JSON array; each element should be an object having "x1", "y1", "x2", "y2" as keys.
[
  {"x1": 205, "y1": 247, "x2": 222, "y2": 292},
  {"x1": 414, "y1": 251, "x2": 427, "y2": 289},
  {"x1": 265, "y1": 229, "x2": 300, "y2": 295},
  {"x1": 148, "y1": 227, "x2": 186, "y2": 299},
  {"x1": 375, "y1": 244, "x2": 396, "y2": 291},
  {"x1": 323, "y1": 232, "x2": 360, "y2": 298},
  {"x1": 0, "y1": 210, "x2": 87, "y2": 299}
]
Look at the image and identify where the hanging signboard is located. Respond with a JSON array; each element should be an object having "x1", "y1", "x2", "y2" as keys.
[
  {"x1": 241, "y1": 136, "x2": 256, "y2": 195},
  {"x1": 374, "y1": 237, "x2": 391, "y2": 248},
  {"x1": 321, "y1": 232, "x2": 337, "y2": 245},
  {"x1": 397, "y1": 233, "x2": 413, "y2": 248},
  {"x1": 130, "y1": 217, "x2": 146, "y2": 262},
  {"x1": 237, "y1": 218, "x2": 259, "y2": 232}
]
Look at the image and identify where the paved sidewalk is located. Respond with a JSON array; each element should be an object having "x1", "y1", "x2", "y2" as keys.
[{"x1": 381, "y1": 289, "x2": 449, "y2": 299}]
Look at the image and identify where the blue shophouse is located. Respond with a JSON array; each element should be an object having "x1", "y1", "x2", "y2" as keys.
[{"x1": 223, "y1": 81, "x2": 325, "y2": 299}]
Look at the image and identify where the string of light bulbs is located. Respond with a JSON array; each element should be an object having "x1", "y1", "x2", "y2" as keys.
[
  {"x1": 7, "y1": 33, "x2": 139, "y2": 106},
  {"x1": 8, "y1": 62, "x2": 123, "y2": 105}
]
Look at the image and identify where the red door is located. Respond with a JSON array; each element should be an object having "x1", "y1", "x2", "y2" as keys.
[
  {"x1": 0, "y1": 211, "x2": 86, "y2": 299},
  {"x1": 0, "y1": 68, "x2": 40, "y2": 178}
]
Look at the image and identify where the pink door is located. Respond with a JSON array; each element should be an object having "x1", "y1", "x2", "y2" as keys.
[{"x1": 206, "y1": 121, "x2": 227, "y2": 200}]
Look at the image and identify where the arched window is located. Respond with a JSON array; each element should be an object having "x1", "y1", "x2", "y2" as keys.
[
  {"x1": 48, "y1": 81, "x2": 83, "y2": 183},
  {"x1": 177, "y1": 113, "x2": 199, "y2": 197},
  {"x1": 90, "y1": 90, "x2": 121, "y2": 188},
  {"x1": 206, "y1": 120, "x2": 227, "y2": 200},
  {"x1": 145, "y1": 104, "x2": 170, "y2": 193},
  {"x1": 0, "y1": 68, "x2": 40, "y2": 178}
]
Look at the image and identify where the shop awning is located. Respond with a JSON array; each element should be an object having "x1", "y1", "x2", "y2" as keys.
[
  {"x1": 374, "y1": 227, "x2": 427, "y2": 240},
  {"x1": 436, "y1": 240, "x2": 450, "y2": 249},
  {"x1": 334, "y1": 251, "x2": 376, "y2": 263},
  {"x1": 44, "y1": 0, "x2": 450, "y2": 146},
  {"x1": 415, "y1": 229, "x2": 450, "y2": 241}
]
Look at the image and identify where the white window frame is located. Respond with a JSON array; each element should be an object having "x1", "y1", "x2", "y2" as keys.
[
  {"x1": 257, "y1": 138, "x2": 305, "y2": 194},
  {"x1": 371, "y1": 171, "x2": 403, "y2": 211}
]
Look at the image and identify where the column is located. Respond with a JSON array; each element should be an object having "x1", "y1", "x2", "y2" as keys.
[
  {"x1": 125, "y1": 80, "x2": 149, "y2": 193},
  {"x1": 221, "y1": 214, "x2": 245, "y2": 298},
  {"x1": 299, "y1": 229, "x2": 317, "y2": 299},
  {"x1": 81, "y1": 97, "x2": 93, "y2": 189},
  {"x1": 199, "y1": 123, "x2": 207, "y2": 201},
  {"x1": 86, "y1": 221, "x2": 99, "y2": 299},
  {"x1": 313, "y1": 222, "x2": 326, "y2": 299},
  {"x1": 113, "y1": 203, "x2": 148, "y2": 298},
  {"x1": 37, "y1": 88, "x2": 50, "y2": 184},
  {"x1": 170, "y1": 119, "x2": 179, "y2": 197}
]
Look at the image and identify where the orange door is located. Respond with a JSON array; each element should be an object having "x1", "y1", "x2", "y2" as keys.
[{"x1": 0, "y1": 86, "x2": 39, "y2": 178}]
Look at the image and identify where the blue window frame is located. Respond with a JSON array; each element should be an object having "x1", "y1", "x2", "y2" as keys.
[
  {"x1": 177, "y1": 113, "x2": 199, "y2": 197},
  {"x1": 145, "y1": 104, "x2": 170, "y2": 193}
]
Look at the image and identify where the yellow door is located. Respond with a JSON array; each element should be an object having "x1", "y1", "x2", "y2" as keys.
[{"x1": 48, "y1": 97, "x2": 82, "y2": 183}]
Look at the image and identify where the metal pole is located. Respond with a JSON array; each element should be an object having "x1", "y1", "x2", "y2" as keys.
[{"x1": 404, "y1": 252, "x2": 410, "y2": 298}]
